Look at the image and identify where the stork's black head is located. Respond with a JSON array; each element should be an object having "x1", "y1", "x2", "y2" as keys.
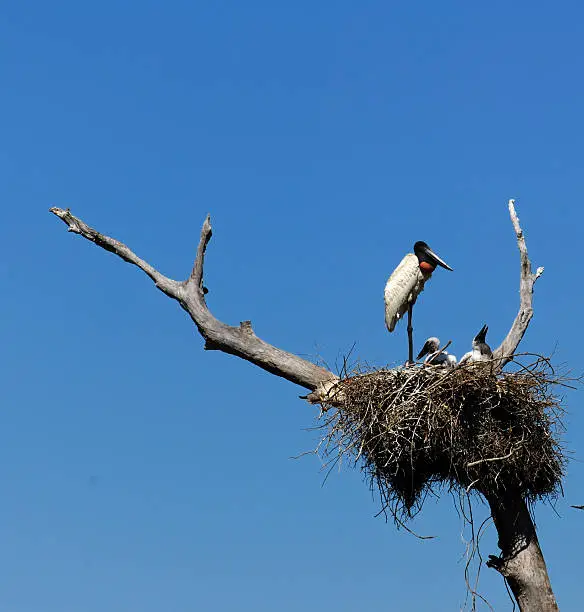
[
  {"x1": 413, "y1": 241, "x2": 453, "y2": 271},
  {"x1": 474, "y1": 324, "x2": 489, "y2": 344},
  {"x1": 417, "y1": 337, "x2": 440, "y2": 360}
]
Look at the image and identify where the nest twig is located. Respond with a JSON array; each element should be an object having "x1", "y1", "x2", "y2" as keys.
[{"x1": 318, "y1": 356, "x2": 567, "y2": 522}]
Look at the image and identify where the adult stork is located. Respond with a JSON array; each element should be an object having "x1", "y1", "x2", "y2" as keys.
[{"x1": 384, "y1": 241, "x2": 453, "y2": 364}]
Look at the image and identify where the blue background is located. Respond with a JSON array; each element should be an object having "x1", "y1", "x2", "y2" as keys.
[{"x1": 1, "y1": 2, "x2": 583, "y2": 610}]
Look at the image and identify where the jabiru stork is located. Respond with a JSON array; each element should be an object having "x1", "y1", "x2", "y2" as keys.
[
  {"x1": 384, "y1": 241, "x2": 453, "y2": 364},
  {"x1": 417, "y1": 337, "x2": 457, "y2": 368},
  {"x1": 459, "y1": 324, "x2": 493, "y2": 366}
]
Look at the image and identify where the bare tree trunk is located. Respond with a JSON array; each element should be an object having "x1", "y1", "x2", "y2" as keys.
[{"x1": 484, "y1": 492, "x2": 558, "y2": 611}]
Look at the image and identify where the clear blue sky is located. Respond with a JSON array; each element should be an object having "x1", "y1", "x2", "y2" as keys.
[{"x1": 2, "y1": 2, "x2": 583, "y2": 610}]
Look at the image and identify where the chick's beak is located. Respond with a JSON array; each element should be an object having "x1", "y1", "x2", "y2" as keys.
[
  {"x1": 474, "y1": 324, "x2": 488, "y2": 343},
  {"x1": 417, "y1": 342, "x2": 431, "y2": 360}
]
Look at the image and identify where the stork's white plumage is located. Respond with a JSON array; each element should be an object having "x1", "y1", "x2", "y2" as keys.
[
  {"x1": 441, "y1": 353, "x2": 458, "y2": 368},
  {"x1": 384, "y1": 253, "x2": 429, "y2": 333},
  {"x1": 459, "y1": 352, "x2": 472, "y2": 365},
  {"x1": 384, "y1": 241, "x2": 453, "y2": 364}
]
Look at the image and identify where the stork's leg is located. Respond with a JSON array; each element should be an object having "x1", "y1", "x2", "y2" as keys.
[{"x1": 407, "y1": 305, "x2": 414, "y2": 365}]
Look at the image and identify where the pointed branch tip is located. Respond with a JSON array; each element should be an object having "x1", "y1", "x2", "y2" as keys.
[{"x1": 493, "y1": 198, "x2": 543, "y2": 370}]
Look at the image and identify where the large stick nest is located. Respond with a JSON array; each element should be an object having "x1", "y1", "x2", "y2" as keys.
[{"x1": 319, "y1": 358, "x2": 566, "y2": 520}]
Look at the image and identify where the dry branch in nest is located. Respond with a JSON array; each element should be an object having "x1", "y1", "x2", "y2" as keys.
[{"x1": 318, "y1": 358, "x2": 566, "y2": 522}]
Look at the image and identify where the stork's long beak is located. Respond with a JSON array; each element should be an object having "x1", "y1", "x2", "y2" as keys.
[
  {"x1": 417, "y1": 340, "x2": 431, "y2": 360},
  {"x1": 474, "y1": 324, "x2": 488, "y2": 343},
  {"x1": 422, "y1": 245, "x2": 453, "y2": 271}
]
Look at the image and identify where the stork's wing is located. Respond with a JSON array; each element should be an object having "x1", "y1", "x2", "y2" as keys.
[{"x1": 384, "y1": 253, "x2": 427, "y2": 332}]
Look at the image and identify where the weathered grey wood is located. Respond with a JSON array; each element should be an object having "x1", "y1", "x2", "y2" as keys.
[
  {"x1": 49, "y1": 207, "x2": 181, "y2": 298},
  {"x1": 485, "y1": 492, "x2": 558, "y2": 611},
  {"x1": 49, "y1": 208, "x2": 338, "y2": 393},
  {"x1": 492, "y1": 200, "x2": 544, "y2": 372}
]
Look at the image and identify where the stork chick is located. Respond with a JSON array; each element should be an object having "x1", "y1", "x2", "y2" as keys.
[
  {"x1": 417, "y1": 337, "x2": 457, "y2": 368},
  {"x1": 459, "y1": 324, "x2": 493, "y2": 366}
]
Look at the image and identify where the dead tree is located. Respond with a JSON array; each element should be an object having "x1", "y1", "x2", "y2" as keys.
[{"x1": 50, "y1": 200, "x2": 556, "y2": 611}]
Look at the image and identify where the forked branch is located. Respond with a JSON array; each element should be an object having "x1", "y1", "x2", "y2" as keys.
[
  {"x1": 492, "y1": 200, "x2": 544, "y2": 372},
  {"x1": 49, "y1": 199, "x2": 539, "y2": 400},
  {"x1": 49, "y1": 208, "x2": 338, "y2": 397}
]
